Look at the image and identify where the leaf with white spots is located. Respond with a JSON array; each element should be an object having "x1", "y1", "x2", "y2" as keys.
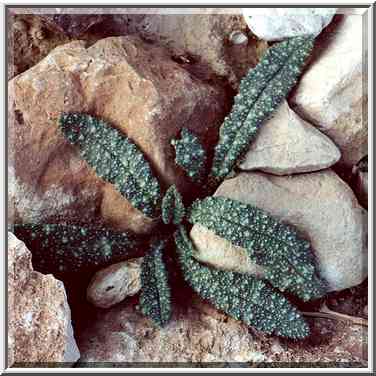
[
  {"x1": 12, "y1": 223, "x2": 141, "y2": 275},
  {"x1": 59, "y1": 113, "x2": 162, "y2": 217},
  {"x1": 210, "y1": 36, "x2": 315, "y2": 182},
  {"x1": 188, "y1": 197, "x2": 326, "y2": 301},
  {"x1": 139, "y1": 238, "x2": 172, "y2": 327},
  {"x1": 171, "y1": 128, "x2": 207, "y2": 183},
  {"x1": 174, "y1": 226, "x2": 310, "y2": 339}
]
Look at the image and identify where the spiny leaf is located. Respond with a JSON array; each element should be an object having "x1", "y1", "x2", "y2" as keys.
[
  {"x1": 11, "y1": 223, "x2": 141, "y2": 275},
  {"x1": 174, "y1": 226, "x2": 310, "y2": 339},
  {"x1": 161, "y1": 185, "x2": 185, "y2": 225},
  {"x1": 139, "y1": 238, "x2": 172, "y2": 327},
  {"x1": 59, "y1": 113, "x2": 161, "y2": 218},
  {"x1": 171, "y1": 128, "x2": 207, "y2": 183},
  {"x1": 210, "y1": 36, "x2": 315, "y2": 181},
  {"x1": 188, "y1": 197, "x2": 326, "y2": 301}
]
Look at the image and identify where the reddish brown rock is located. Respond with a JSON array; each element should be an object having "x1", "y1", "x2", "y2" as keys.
[
  {"x1": 8, "y1": 36, "x2": 227, "y2": 234},
  {"x1": 7, "y1": 14, "x2": 71, "y2": 80},
  {"x1": 76, "y1": 297, "x2": 367, "y2": 366},
  {"x1": 40, "y1": 14, "x2": 105, "y2": 37},
  {"x1": 8, "y1": 232, "x2": 80, "y2": 366},
  {"x1": 122, "y1": 11, "x2": 268, "y2": 88}
]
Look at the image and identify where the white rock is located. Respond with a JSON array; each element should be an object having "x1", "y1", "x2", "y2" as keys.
[
  {"x1": 242, "y1": 8, "x2": 336, "y2": 41},
  {"x1": 87, "y1": 259, "x2": 142, "y2": 309},
  {"x1": 8, "y1": 232, "x2": 80, "y2": 365},
  {"x1": 191, "y1": 224, "x2": 265, "y2": 277},
  {"x1": 291, "y1": 15, "x2": 367, "y2": 166},
  {"x1": 190, "y1": 171, "x2": 367, "y2": 292},
  {"x1": 239, "y1": 100, "x2": 341, "y2": 175}
]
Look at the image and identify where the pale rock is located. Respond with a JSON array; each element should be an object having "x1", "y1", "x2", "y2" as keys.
[
  {"x1": 87, "y1": 259, "x2": 142, "y2": 309},
  {"x1": 291, "y1": 15, "x2": 367, "y2": 166},
  {"x1": 242, "y1": 8, "x2": 336, "y2": 41},
  {"x1": 190, "y1": 171, "x2": 367, "y2": 292},
  {"x1": 239, "y1": 100, "x2": 341, "y2": 175},
  {"x1": 8, "y1": 232, "x2": 80, "y2": 366},
  {"x1": 8, "y1": 36, "x2": 227, "y2": 234},
  {"x1": 190, "y1": 224, "x2": 265, "y2": 277}
]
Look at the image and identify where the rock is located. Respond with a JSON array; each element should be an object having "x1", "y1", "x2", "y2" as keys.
[
  {"x1": 291, "y1": 15, "x2": 367, "y2": 167},
  {"x1": 264, "y1": 318, "x2": 367, "y2": 365},
  {"x1": 238, "y1": 100, "x2": 341, "y2": 175},
  {"x1": 77, "y1": 300, "x2": 261, "y2": 363},
  {"x1": 121, "y1": 11, "x2": 268, "y2": 88},
  {"x1": 242, "y1": 8, "x2": 336, "y2": 41},
  {"x1": 190, "y1": 224, "x2": 265, "y2": 277},
  {"x1": 7, "y1": 14, "x2": 70, "y2": 79},
  {"x1": 190, "y1": 171, "x2": 367, "y2": 292},
  {"x1": 8, "y1": 232, "x2": 80, "y2": 365},
  {"x1": 76, "y1": 298, "x2": 367, "y2": 365},
  {"x1": 87, "y1": 259, "x2": 142, "y2": 309},
  {"x1": 8, "y1": 36, "x2": 227, "y2": 234},
  {"x1": 354, "y1": 170, "x2": 368, "y2": 209},
  {"x1": 40, "y1": 14, "x2": 105, "y2": 37},
  {"x1": 352, "y1": 159, "x2": 368, "y2": 209},
  {"x1": 364, "y1": 305, "x2": 368, "y2": 318}
]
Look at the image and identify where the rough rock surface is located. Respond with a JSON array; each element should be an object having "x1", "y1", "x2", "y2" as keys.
[
  {"x1": 8, "y1": 36, "x2": 227, "y2": 234},
  {"x1": 190, "y1": 171, "x2": 367, "y2": 292},
  {"x1": 87, "y1": 259, "x2": 142, "y2": 309},
  {"x1": 8, "y1": 232, "x2": 80, "y2": 366},
  {"x1": 352, "y1": 160, "x2": 368, "y2": 209},
  {"x1": 77, "y1": 299, "x2": 269, "y2": 364},
  {"x1": 355, "y1": 171, "x2": 368, "y2": 209},
  {"x1": 242, "y1": 8, "x2": 336, "y2": 41},
  {"x1": 122, "y1": 11, "x2": 268, "y2": 88},
  {"x1": 7, "y1": 14, "x2": 70, "y2": 79},
  {"x1": 291, "y1": 15, "x2": 367, "y2": 166},
  {"x1": 76, "y1": 298, "x2": 367, "y2": 366},
  {"x1": 40, "y1": 14, "x2": 105, "y2": 37},
  {"x1": 238, "y1": 100, "x2": 341, "y2": 175}
]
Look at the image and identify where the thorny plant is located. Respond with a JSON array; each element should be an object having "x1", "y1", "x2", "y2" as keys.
[{"x1": 13, "y1": 36, "x2": 334, "y2": 339}]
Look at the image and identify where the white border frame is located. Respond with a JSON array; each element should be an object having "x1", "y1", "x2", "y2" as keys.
[{"x1": 1, "y1": 0, "x2": 373, "y2": 373}]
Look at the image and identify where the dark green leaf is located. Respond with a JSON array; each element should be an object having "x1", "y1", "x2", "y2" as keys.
[
  {"x1": 174, "y1": 226, "x2": 310, "y2": 339},
  {"x1": 139, "y1": 239, "x2": 171, "y2": 327},
  {"x1": 171, "y1": 128, "x2": 207, "y2": 183},
  {"x1": 12, "y1": 223, "x2": 141, "y2": 275},
  {"x1": 161, "y1": 185, "x2": 185, "y2": 225},
  {"x1": 189, "y1": 197, "x2": 326, "y2": 301},
  {"x1": 59, "y1": 113, "x2": 161, "y2": 217},
  {"x1": 210, "y1": 36, "x2": 315, "y2": 181}
]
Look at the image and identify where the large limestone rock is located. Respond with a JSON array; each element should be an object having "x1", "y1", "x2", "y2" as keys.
[
  {"x1": 291, "y1": 15, "x2": 367, "y2": 166},
  {"x1": 77, "y1": 298, "x2": 367, "y2": 365},
  {"x1": 242, "y1": 8, "x2": 336, "y2": 41},
  {"x1": 87, "y1": 258, "x2": 142, "y2": 309},
  {"x1": 190, "y1": 171, "x2": 367, "y2": 292},
  {"x1": 238, "y1": 100, "x2": 341, "y2": 175},
  {"x1": 8, "y1": 232, "x2": 80, "y2": 366},
  {"x1": 8, "y1": 36, "x2": 227, "y2": 234}
]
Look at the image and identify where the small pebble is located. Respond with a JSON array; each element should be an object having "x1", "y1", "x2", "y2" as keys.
[{"x1": 229, "y1": 30, "x2": 248, "y2": 45}]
